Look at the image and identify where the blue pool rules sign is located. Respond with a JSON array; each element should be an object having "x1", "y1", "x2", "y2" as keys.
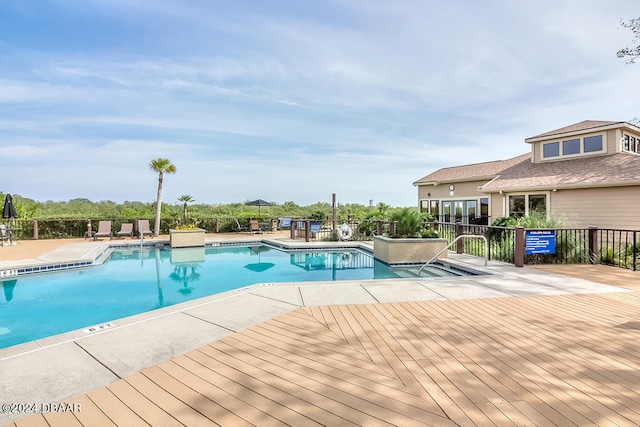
[{"x1": 525, "y1": 230, "x2": 556, "y2": 254}]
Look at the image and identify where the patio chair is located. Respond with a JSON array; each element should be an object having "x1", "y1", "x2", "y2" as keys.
[
  {"x1": 234, "y1": 219, "x2": 249, "y2": 233},
  {"x1": 94, "y1": 221, "x2": 112, "y2": 240},
  {"x1": 249, "y1": 220, "x2": 261, "y2": 233},
  {"x1": 117, "y1": 223, "x2": 134, "y2": 239},
  {"x1": 136, "y1": 219, "x2": 153, "y2": 238},
  {"x1": 0, "y1": 224, "x2": 9, "y2": 246}
]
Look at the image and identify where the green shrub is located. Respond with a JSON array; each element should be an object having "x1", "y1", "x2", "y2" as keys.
[{"x1": 390, "y1": 208, "x2": 422, "y2": 237}]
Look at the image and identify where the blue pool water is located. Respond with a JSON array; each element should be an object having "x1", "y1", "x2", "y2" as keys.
[{"x1": 0, "y1": 245, "x2": 460, "y2": 349}]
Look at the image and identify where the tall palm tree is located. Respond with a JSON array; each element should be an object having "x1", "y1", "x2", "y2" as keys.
[
  {"x1": 149, "y1": 158, "x2": 176, "y2": 237},
  {"x1": 178, "y1": 194, "x2": 194, "y2": 223}
]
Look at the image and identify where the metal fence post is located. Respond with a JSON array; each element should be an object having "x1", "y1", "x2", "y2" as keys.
[
  {"x1": 634, "y1": 231, "x2": 637, "y2": 272},
  {"x1": 588, "y1": 226, "x2": 598, "y2": 265},
  {"x1": 455, "y1": 222, "x2": 464, "y2": 254},
  {"x1": 290, "y1": 221, "x2": 296, "y2": 239},
  {"x1": 514, "y1": 226, "x2": 525, "y2": 267},
  {"x1": 305, "y1": 220, "x2": 310, "y2": 242}
]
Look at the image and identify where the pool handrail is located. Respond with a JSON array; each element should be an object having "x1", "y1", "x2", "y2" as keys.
[{"x1": 417, "y1": 234, "x2": 488, "y2": 276}]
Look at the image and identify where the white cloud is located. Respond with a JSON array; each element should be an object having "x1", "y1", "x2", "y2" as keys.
[{"x1": 1, "y1": 0, "x2": 639, "y2": 207}]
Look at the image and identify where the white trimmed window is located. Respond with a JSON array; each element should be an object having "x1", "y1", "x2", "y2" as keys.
[
  {"x1": 508, "y1": 193, "x2": 547, "y2": 218},
  {"x1": 542, "y1": 134, "x2": 605, "y2": 159},
  {"x1": 621, "y1": 134, "x2": 640, "y2": 154}
]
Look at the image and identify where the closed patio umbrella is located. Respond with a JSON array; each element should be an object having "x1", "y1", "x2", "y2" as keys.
[{"x1": 2, "y1": 194, "x2": 17, "y2": 221}]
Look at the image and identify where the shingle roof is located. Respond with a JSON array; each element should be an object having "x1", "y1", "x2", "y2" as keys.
[
  {"x1": 413, "y1": 153, "x2": 530, "y2": 185},
  {"x1": 480, "y1": 152, "x2": 640, "y2": 192},
  {"x1": 525, "y1": 120, "x2": 622, "y2": 141}
]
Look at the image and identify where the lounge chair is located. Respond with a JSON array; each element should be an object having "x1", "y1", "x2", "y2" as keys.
[
  {"x1": 249, "y1": 220, "x2": 261, "y2": 233},
  {"x1": 117, "y1": 223, "x2": 134, "y2": 239},
  {"x1": 234, "y1": 219, "x2": 249, "y2": 233},
  {"x1": 94, "y1": 221, "x2": 112, "y2": 240},
  {"x1": 0, "y1": 224, "x2": 10, "y2": 246},
  {"x1": 136, "y1": 219, "x2": 153, "y2": 238}
]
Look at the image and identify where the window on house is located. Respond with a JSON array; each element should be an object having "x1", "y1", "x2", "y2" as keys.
[
  {"x1": 509, "y1": 194, "x2": 547, "y2": 218},
  {"x1": 478, "y1": 198, "x2": 489, "y2": 225},
  {"x1": 562, "y1": 138, "x2": 580, "y2": 155},
  {"x1": 584, "y1": 135, "x2": 603, "y2": 152},
  {"x1": 528, "y1": 194, "x2": 547, "y2": 214},
  {"x1": 543, "y1": 142, "x2": 560, "y2": 158},
  {"x1": 543, "y1": 134, "x2": 605, "y2": 159},
  {"x1": 442, "y1": 202, "x2": 451, "y2": 222},
  {"x1": 622, "y1": 134, "x2": 639, "y2": 154},
  {"x1": 430, "y1": 200, "x2": 440, "y2": 217},
  {"x1": 509, "y1": 195, "x2": 526, "y2": 218}
]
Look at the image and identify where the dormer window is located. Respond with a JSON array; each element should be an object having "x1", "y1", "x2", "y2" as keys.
[
  {"x1": 562, "y1": 138, "x2": 580, "y2": 155},
  {"x1": 542, "y1": 134, "x2": 604, "y2": 159},
  {"x1": 584, "y1": 135, "x2": 603, "y2": 152},
  {"x1": 622, "y1": 134, "x2": 639, "y2": 154},
  {"x1": 543, "y1": 142, "x2": 560, "y2": 158}
]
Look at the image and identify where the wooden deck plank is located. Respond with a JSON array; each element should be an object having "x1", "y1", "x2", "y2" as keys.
[
  {"x1": 478, "y1": 296, "x2": 640, "y2": 398},
  {"x1": 13, "y1": 416, "x2": 49, "y2": 427},
  {"x1": 433, "y1": 297, "x2": 629, "y2": 426},
  {"x1": 473, "y1": 296, "x2": 640, "y2": 424},
  {"x1": 350, "y1": 304, "x2": 456, "y2": 411},
  {"x1": 211, "y1": 334, "x2": 454, "y2": 426},
  {"x1": 68, "y1": 395, "x2": 117, "y2": 427},
  {"x1": 209, "y1": 338, "x2": 435, "y2": 426},
  {"x1": 125, "y1": 371, "x2": 218, "y2": 427},
  {"x1": 242, "y1": 324, "x2": 403, "y2": 387},
  {"x1": 236, "y1": 324, "x2": 438, "y2": 407},
  {"x1": 84, "y1": 387, "x2": 149, "y2": 427},
  {"x1": 41, "y1": 411, "x2": 83, "y2": 427},
  {"x1": 410, "y1": 299, "x2": 600, "y2": 427},
  {"x1": 176, "y1": 351, "x2": 317, "y2": 426},
  {"x1": 159, "y1": 357, "x2": 285, "y2": 427},
  {"x1": 188, "y1": 345, "x2": 328, "y2": 426},
  {"x1": 143, "y1": 364, "x2": 251, "y2": 427},
  {"x1": 106, "y1": 377, "x2": 184, "y2": 427},
  {"x1": 336, "y1": 304, "x2": 398, "y2": 376},
  {"x1": 255, "y1": 314, "x2": 386, "y2": 375}
]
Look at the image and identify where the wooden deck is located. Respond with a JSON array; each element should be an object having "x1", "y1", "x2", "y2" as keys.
[{"x1": 9, "y1": 266, "x2": 640, "y2": 426}]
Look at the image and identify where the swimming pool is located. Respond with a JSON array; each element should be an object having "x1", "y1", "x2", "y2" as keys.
[{"x1": 0, "y1": 244, "x2": 465, "y2": 349}]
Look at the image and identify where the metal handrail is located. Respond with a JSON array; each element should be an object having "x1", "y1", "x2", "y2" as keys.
[{"x1": 417, "y1": 234, "x2": 488, "y2": 275}]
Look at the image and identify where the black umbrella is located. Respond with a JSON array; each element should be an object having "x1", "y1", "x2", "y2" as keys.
[
  {"x1": 2, "y1": 194, "x2": 17, "y2": 220},
  {"x1": 246, "y1": 199, "x2": 272, "y2": 217}
]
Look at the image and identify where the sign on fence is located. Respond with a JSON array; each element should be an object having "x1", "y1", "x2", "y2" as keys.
[{"x1": 525, "y1": 230, "x2": 556, "y2": 254}]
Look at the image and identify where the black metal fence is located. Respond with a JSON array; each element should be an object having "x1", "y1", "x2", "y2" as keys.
[{"x1": 5, "y1": 217, "x2": 639, "y2": 270}]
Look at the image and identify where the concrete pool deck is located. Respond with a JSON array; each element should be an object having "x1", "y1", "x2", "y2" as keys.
[{"x1": 1, "y1": 237, "x2": 639, "y2": 425}]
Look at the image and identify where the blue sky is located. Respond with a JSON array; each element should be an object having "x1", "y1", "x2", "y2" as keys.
[{"x1": 1, "y1": 0, "x2": 639, "y2": 207}]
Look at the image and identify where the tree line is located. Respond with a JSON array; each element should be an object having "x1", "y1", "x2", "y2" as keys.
[
  {"x1": 1, "y1": 192, "x2": 410, "y2": 222},
  {"x1": 2, "y1": 158, "x2": 412, "y2": 226}
]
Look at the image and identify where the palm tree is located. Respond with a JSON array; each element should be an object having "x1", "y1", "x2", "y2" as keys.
[
  {"x1": 149, "y1": 158, "x2": 176, "y2": 237},
  {"x1": 178, "y1": 194, "x2": 194, "y2": 223}
]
